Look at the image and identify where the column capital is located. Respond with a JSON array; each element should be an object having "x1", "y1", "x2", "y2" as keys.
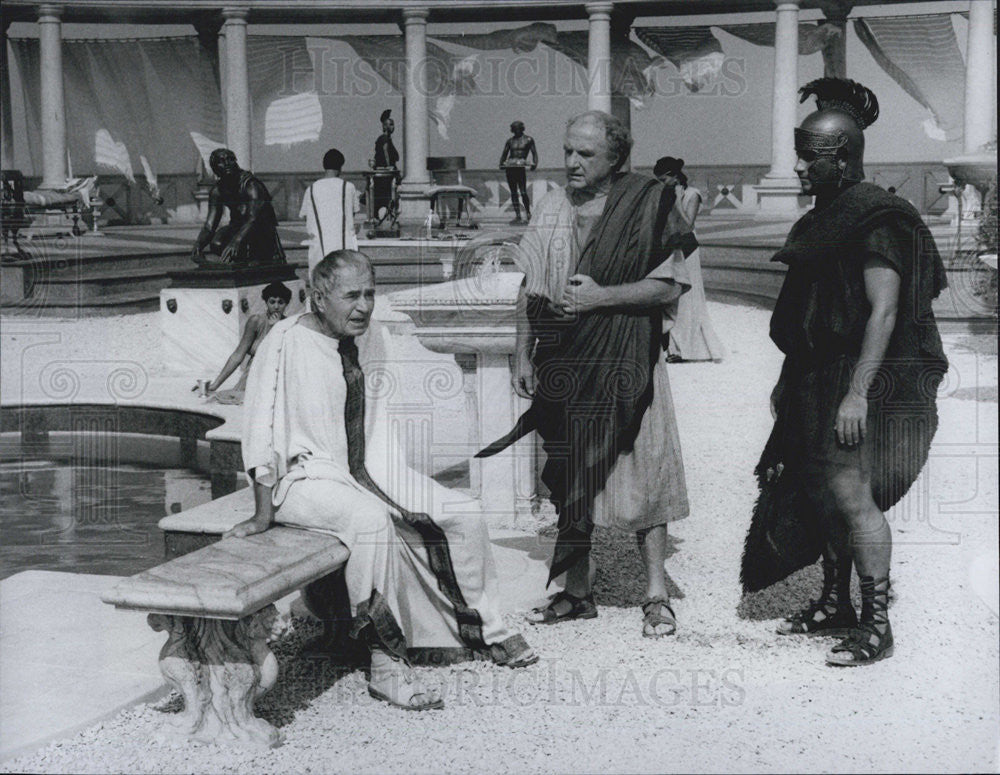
[
  {"x1": 401, "y1": 7, "x2": 429, "y2": 22},
  {"x1": 817, "y1": 0, "x2": 853, "y2": 22},
  {"x1": 774, "y1": 1, "x2": 800, "y2": 10},
  {"x1": 586, "y1": 3, "x2": 614, "y2": 18},
  {"x1": 221, "y1": 6, "x2": 249, "y2": 22},
  {"x1": 37, "y1": 4, "x2": 63, "y2": 21}
]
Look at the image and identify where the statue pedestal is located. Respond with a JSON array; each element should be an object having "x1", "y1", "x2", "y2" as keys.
[
  {"x1": 389, "y1": 271, "x2": 539, "y2": 530},
  {"x1": 161, "y1": 265, "x2": 305, "y2": 385}
]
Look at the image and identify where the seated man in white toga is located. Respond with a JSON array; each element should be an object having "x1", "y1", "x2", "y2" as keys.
[{"x1": 227, "y1": 250, "x2": 537, "y2": 712}]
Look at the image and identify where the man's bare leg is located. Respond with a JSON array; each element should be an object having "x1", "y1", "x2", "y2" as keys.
[
  {"x1": 637, "y1": 524, "x2": 675, "y2": 636},
  {"x1": 824, "y1": 469, "x2": 893, "y2": 665}
]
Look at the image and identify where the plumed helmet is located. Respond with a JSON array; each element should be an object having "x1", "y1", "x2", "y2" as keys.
[
  {"x1": 380, "y1": 109, "x2": 392, "y2": 124},
  {"x1": 796, "y1": 78, "x2": 879, "y2": 183}
]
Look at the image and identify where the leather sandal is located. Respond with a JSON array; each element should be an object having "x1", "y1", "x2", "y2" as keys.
[
  {"x1": 525, "y1": 590, "x2": 597, "y2": 625},
  {"x1": 368, "y1": 650, "x2": 444, "y2": 710},
  {"x1": 826, "y1": 576, "x2": 894, "y2": 666},
  {"x1": 641, "y1": 596, "x2": 677, "y2": 638},
  {"x1": 776, "y1": 600, "x2": 858, "y2": 637},
  {"x1": 777, "y1": 558, "x2": 857, "y2": 637},
  {"x1": 368, "y1": 684, "x2": 444, "y2": 711},
  {"x1": 490, "y1": 634, "x2": 540, "y2": 668}
]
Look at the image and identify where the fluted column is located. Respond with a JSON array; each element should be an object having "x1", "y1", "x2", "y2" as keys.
[
  {"x1": 401, "y1": 7, "x2": 430, "y2": 186},
  {"x1": 755, "y1": 1, "x2": 803, "y2": 217},
  {"x1": 963, "y1": 0, "x2": 996, "y2": 154},
  {"x1": 586, "y1": 3, "x2": 613, "y2": 114},
  {"x1": 1, "y1": 21, "x2": 14, "y2": 171},
  {"x1": 222, "y1": 7, "x2": 251, "y2": 169},
  {"x1": 38, "y1": 4, "x2": 67, "y2": 188}
]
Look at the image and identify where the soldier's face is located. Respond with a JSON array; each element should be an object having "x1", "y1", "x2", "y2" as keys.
[
  {"x1": 383, "y1": 119, "x2": 395, "y2": 135},
  {"x1": 564, "y1": 119, "x2": 618, "y2": 192},
  {"x1": 794, "y1": 149, "x2": 842, "y2": 195}
]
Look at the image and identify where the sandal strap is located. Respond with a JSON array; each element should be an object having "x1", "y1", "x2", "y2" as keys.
[{"x1": 642, "y1": 597, "x2": 676, "y2": 621}]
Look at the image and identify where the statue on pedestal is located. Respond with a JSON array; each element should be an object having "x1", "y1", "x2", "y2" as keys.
[
  {"x1": 191, "y1": 149, "x2": 285, "y2": 267},
  {"x1": 499, "y1": 120, "x2": 538, "y2": 224},
  {"x1": 369, "y1": 109, "x2": 400, "y2": 222}
]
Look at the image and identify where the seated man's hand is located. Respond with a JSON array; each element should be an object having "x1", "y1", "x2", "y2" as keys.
[{"x1": 224, "y1": 517, "x2": 269, "y2": 540}]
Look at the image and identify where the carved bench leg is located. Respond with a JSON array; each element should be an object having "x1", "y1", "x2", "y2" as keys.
[{"x1": 147, "y1": 605, "x2": 282, "y2": 748}]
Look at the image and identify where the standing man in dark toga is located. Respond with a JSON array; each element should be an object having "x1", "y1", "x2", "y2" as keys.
[
  {"x1": 482, "y1": 111, "x2": 691, "y2": 638},
  {"x1": 742, "y1": 78, "x2": 948, "y2": 666},
  {"x1": 499, "y1": 120, "x2": 538, "y2": 224}
]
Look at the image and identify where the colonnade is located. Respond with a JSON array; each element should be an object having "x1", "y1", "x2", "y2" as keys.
[{"x1": 4, "y1": 1, "x2": 996, "y2": 216}]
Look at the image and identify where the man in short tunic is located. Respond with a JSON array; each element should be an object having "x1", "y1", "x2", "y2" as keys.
[{"x1": 742, "y1": 78, "x2": 948, "y2": 666}]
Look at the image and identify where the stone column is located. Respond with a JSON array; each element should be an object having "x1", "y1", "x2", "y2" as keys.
[
  {"x1": 609, "y1": 11, "x2": 635, "y2": 171},
  {"x1": 38, "y1": 4, "x2": 67, "y2": 188},
  {"x1": 818, "y1": 1, "x2": 854, "y2": 79},
  {"x1": 222, "y1": 7, "x2": 251, "y2": 169},
  {"x1": 754, "y1": 1, "x2": 803, "y2": 217},
  {"x1": 586, "y1": 3, "x2": 613, "y2": 114},
  {"x1": 1, "y1": 20, "x2": 14, "y2": 171},
  {"x1": 397, "y1": 7, "x2": 433, "y2": 231},
  {"x1": 963, "y1": 0, "x2": 996, "y2": 154}
]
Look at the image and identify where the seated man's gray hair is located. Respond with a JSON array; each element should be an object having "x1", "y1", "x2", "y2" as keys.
[
  {"x1": 312, "y1": 249, "x2": 375, "y2": 293},
  {"x1": 567, "y1": 111, "x2": 633, "y2": 170}
]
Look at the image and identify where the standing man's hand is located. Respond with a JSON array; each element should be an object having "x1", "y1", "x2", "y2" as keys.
[
  {"x1": 512, "y1": 351, "x2": 536, "y2": 399},
  {"x1": 835, "y1": 393, "x2": 868, "y2": 447},
  {"x1": 560, "y1": 274, "x2": 605, "y2": 314}
]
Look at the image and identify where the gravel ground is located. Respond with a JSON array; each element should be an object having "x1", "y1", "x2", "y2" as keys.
[{"x1": 2, "y1": 302, "x2": 998, "y2": 774}]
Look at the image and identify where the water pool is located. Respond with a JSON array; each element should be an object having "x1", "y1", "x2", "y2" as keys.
[{"x1": 0, "y1": 457, "x2": 213, "y2": 580}]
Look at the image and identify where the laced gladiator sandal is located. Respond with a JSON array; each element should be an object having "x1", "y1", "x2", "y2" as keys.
[
  {"x1": 826, "y1": 575, "x2": 893, "y2": 666},
  {"x1": 776, "y1": 559, "x2": 857, "y2": 636}
]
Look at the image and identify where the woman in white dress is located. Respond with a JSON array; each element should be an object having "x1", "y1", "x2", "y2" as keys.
[{"x1": 654, "y1": 157, "x2": 726, "y2": 362}]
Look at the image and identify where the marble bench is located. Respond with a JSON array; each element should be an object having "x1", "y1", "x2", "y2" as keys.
[{"x1": 101, "y1": 515, "x2": 348, "y2": 748}]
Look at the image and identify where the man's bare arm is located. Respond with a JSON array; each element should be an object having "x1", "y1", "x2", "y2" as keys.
[
  {"x1": 221, "y1": 181, "x2": 266, "y2": 262},
  {"x1": 836, "y1": 256, "x2": 900, "y2": 447},
  {"x1": 559, "y1": 275, "x2": 682, "y2": 314},
  {"x1": 512, "y1": 284, "x2": 536, "y2": 398},
  {"x1": 192, "y1": 187, "x2": 224, "y2": 256}
]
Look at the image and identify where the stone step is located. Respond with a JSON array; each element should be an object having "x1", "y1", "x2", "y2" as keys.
[
  {"x1": 2, "y1": 288, "x2": 160, "y2": 316},
  {"x1": 35, "y1": 268, "x2": 172, "y2": 301}
]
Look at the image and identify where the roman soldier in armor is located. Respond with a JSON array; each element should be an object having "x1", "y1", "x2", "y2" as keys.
[{"x1": 742, "y1": 78, "x2": 948, "y2": 666}]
